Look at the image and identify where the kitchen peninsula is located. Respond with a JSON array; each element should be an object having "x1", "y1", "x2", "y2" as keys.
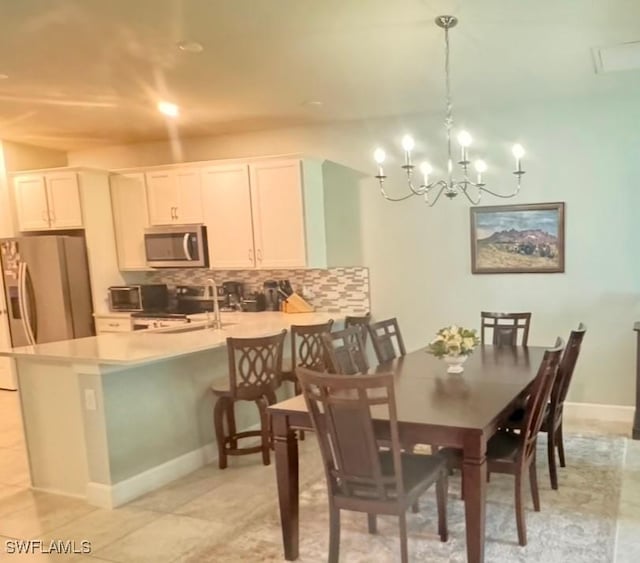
[{"x1": 0, "y1": 311, "x2": 340, "y2": 508}]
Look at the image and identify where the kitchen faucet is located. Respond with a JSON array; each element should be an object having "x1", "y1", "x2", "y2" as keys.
[{"x1": 206, "y1": 278, "x2": 223, "y2": 330}]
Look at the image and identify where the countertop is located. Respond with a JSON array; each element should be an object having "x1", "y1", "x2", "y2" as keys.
[{"x1": 0, "y1": 312, "x2": 341, "y2": 366}]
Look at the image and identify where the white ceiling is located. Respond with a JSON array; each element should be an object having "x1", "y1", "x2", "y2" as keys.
[{"x1": 0, "y1": 0, "x2": 639, "y2": 150}]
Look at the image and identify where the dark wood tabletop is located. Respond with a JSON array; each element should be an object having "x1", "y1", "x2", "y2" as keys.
[{"x1": 269, "y1": 345, "x2": 547, "y2": 563}]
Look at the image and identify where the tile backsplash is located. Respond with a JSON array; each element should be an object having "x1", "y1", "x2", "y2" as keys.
[{"x1": 137, "y1": 267, "x2": 370, "y2": 314}]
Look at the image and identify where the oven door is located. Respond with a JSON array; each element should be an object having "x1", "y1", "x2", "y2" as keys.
[
  {"x1": 109, "y1": 287, "x2": 142, "y2": 312},
  {"x1": 144, "y1": 225, "x2": 208, "y2": 268}
]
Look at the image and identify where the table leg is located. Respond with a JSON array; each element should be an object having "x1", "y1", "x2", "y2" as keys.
[
  {"x1": 463, "y1": 432, "x2": 488, "y2": 563},
  {"x1": 273, "y1": 413, "x2": 300, "y2": 561}
]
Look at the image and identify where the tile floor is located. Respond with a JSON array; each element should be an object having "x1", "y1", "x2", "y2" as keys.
[{"x1": 0, "y1": 388, "x2": 637, "y2": 562}]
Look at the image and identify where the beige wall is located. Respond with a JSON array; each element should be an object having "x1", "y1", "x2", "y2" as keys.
[
  {"x1": 69, "y1": 93, "x2": 640, "y2": 407},
  {"x1": 3, "y1": 140, "x2": 67, "y2": 172}
]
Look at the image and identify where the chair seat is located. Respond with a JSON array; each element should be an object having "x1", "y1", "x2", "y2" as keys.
[
  {"x1": 343, "y1": 451, "x2": 446, "y2": 503},
  {"x1": 506, "y1": 403, "x2": 550, "y2": 431},
  {"x1": 380, "y1": 451, "x2": 446, "y2": 496},
  {"x1": 280, "y1": 369, "x2": 296, "y2": 383},
  {"x1": 439, "y1": 430, "x2": 522, "y2": 464},
  {"x1": 211, "y1": 385, "x2": 230, "y2": 398}
]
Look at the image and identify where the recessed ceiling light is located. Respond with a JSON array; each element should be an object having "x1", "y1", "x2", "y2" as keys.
[
  {"x1": 176, "y1": 40, "x2": 204, "y2": 53},
  {"x1": 302, "y1": 100, "x2": 324, "y2": 108},
  {"x1": 0, "y1": 74, "x2": 9, "y2": 80},
  {"x1": 157, "y1": 101, "x2": 179, "y2": 118}
]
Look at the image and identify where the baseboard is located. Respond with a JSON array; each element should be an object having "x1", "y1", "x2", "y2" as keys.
[
  {"x1": 85, "y1": 422, "x2": 260, "y2": 509},
  {"x1": 564, "y1": 402, "x2": 634, "y2": 424}
]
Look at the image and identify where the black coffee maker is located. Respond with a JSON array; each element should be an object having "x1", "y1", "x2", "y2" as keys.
[
  {"x1": 263, "y1": 280, "x2": 280, "y2": 311},
  {"x1": 222, "y1": 281, "x2": 243, "y2": 311}
]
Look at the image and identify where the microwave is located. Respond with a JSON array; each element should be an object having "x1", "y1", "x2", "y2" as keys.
[
  {"x1": 108, "y1": 284, "x2": 169, "y2": 312},
  {"x1": 144, "y1": 224, "x2": 209, "y2": 268}
]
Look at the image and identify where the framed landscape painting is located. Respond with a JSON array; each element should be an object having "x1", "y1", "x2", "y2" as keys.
[{"x1": 470, "y1": 202, "x2": 565, "y2": 274}]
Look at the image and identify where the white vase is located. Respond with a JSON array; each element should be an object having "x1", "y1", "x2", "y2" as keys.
[{"x1": 443, "y1": 355, "x2": 467, "y2": 374}]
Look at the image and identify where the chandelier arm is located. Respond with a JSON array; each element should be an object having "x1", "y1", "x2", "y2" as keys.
[
  {"x1": 457, "y1": 183, "x2": 482, "y2": 205},
  {"x1": 378, "y1": 181, "x2": 421, "y2": 202},
  {"x1": 425, "y1": 180, "x2": 449, "y2": 206}
]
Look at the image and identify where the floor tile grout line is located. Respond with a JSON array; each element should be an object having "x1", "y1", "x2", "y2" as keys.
[{"x1": 612, "y1": 437, "x2": 628, "y2": 563}]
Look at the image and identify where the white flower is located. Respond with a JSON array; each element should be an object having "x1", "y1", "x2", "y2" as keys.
[{"x1": 463, "y1": 337, "x2": 476, "y2": 350}]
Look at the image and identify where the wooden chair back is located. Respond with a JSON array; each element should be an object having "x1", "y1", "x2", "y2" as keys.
[
  {"x1": 368, "y1": 318, "x2": 406, "y2": 364},
  {"x1": 226, "y1": 330, "x2": 286, "y2": 400},
  {"x1": 481, "y1": 312, "x2": 532, "y2": 347},
  {"x1": 551, "y1": 323, "x2": 587, "y2": 414},
  {"x1": 296, "y1": 367, "x2": 406, "y2": 501},
  {"x1": 344, "y1": 313, "x2": 372, "y2": 347},
  {"x1": 322, "y1": 326, "x2": 369, "y2": 375},
  {"x1": 520, "y1": 338, "x2": 564, "y2": 460},
  {"x1": 290, "y1": 320, "x2": 334, "y2": 372}
]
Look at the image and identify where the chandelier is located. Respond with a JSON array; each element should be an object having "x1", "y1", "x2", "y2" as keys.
[{"x1": 373, "y1": 15, "x2": 525, "y2": 206}]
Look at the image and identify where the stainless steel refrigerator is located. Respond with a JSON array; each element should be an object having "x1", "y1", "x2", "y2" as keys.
[{"x1": 0, "y1": 236, "x2": 94, "y2": 349}]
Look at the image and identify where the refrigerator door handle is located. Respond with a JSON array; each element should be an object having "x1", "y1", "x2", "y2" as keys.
[
  {"x1": 24, "y1": 263, "x2": 38, "y2": 344},
  {"x1": 19, "y1": 262, "x2": 36, "y2": 346},
  {"x1": 182, "y1": 233, "x2": 193, "y2": 261},
  {"x1": 17, "y1": 262, "x2": 31, "y2": 344}
]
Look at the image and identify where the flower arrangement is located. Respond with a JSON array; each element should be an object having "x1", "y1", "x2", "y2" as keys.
[{"x1": 427, "y1": 325, "x2": 480, "y2": 358}]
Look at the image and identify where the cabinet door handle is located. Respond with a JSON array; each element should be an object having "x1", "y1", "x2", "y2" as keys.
[
  {"x1": 41, "y1": 210, "x2": 48, "y2": 224},
  {"x1": 174, "y1": 206, "x2": 179, "y2": 220},
  {"x1": 257, "y1": 249, "x2": 263, "y2": 262},
  {"x1": 170, "y1": 207, "x2": 175, "y2": 220},
  {"x1": 108, "y1": 322, "x2": 119, "y2": 328},
  {"x1": 248, "y1": 248, "x2": 253, "y2": 262}
]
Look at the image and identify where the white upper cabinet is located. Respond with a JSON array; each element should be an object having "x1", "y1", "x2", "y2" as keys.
[
  {"x1": 45, "y1": 172, "x2": 83, "y2": 228},
  {"x1": 14, "y1": 175, "x2": 49, "y2": 230},
  {"x1": 110, "y1": 173, "x2": 149, "y2": 270},
  {"x1": 14, "y1": 172, "x2": 83, "y2": 231},
  {"x1": 201, "y1": 164, "x2": 256, "y2": 269},
  {"x1": 249, "y1": 160, "x2": 307, "y2": 268},
  {"x1": 146, "y1": 169, "x2": 203, "y2": 226}
]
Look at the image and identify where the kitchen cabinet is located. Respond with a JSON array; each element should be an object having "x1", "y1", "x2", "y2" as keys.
[
  {"x1": 249, "y1": 160, "x2": 307, "y2": 268},
  {"x1": 146, "y1": 169, "x2": 203, "y2": 225},
  {"x1": 14, "y1": 172, "x2": 83, "y2": 231},
  {"x1": 110, "y1": 173, "x2": 150, "y2": 270},
  {"x1": 94, "y1": 315, "x2": 133, "y2": 335},
  {"x1": 201, "y1": 164, "x2": 256, "y2": 269}
]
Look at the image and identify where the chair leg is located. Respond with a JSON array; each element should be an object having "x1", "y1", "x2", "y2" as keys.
[
  {"x1": 256, "y1": 397, "x2": 270, "y2": 466},
  {"x1": 367, "y1": 513, "x2": 377, "y2": 534},
  {"x1": 329, "y1": 505, "x2": 340, "y2": 563},
  {"x1": 547, "y1": 427, "x2": 559, "y2": 490},
  {"x1": 226, "y1": 400, "x2": 237, "y2": 450},
  {"x1": 213, "y1": 397, "x2": 228, "y2": 470},
  {"x1": 515, "y1": 471, "x2": 527, "y2": 546},
  {"x1": 436, "y1": 469, "x2": 449, "y2": 542},
  {"x1": 398, "y1": 513, "x2": 409, "y2": 563},
  {"x1": 411, "y1": 501, "x2": 419, "y2": 513},
  {"x1": 557, "y1": 423, "x2": 566, "y2": 468},
  {"x1": 529, "y1": 455, "x2": 541, "y2": 512}
]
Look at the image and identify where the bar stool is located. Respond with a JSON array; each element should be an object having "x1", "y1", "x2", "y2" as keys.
[{"x1": 212, "y1": 330, "x2": 286, "y2": 469}]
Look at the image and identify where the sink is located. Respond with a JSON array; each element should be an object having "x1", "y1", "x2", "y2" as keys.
[{"x1": 157, "y1": 322, "x2": 234, "y2": 334}]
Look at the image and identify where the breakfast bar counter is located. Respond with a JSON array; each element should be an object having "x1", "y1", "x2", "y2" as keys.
[{"x1": 0, "y1": 311, "x2": 342, "y2": 508}]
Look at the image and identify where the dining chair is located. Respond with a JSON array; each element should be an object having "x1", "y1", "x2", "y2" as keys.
[
  {"x1": 368, "y1": 317, "x2": 407, "y2": 364},
  {"x1": 296, "y1": 367, "x2": 449, "y2": 563},
  {"x1": 481, "y1": 311, "x2": 532, "y2": 347},
  {"x1": 281, "y1": 320, "x2": 335, "y2": 394},
  {"x1": 442, "y1": 337, "x2": 564, "y2": 546},
  {"x1": 211, "y1": 330, "x2": 286, "y2": 469},
  {"x1": 280, "y1": 320, "x2": 334, "y2": 440},
  {"x1": 506, "y1": 323, "x2": 587, "y2": 489},
  {"x1": 322, "y1": 325, "x2": 369, "y2": 375},
  {"x1": 344, "y1": 312, "x2": 372, "y2": 347}
]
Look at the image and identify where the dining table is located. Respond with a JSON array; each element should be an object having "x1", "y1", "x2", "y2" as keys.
[{"x1": 268, "y1": 344, "x2": 547, "y2": 563}]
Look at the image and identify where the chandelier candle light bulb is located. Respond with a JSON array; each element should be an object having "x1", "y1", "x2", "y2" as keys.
[
  {"x1": 374, "y1": 148, "x2": 386, "y2": 177},
  {"x1": 420, "y1": 162, "x2": 433, "y2": 185},
  {"x1": 401, "y1": 135, "x2": 415, "y2": 166},
  {"x1": 371, "y1": 15, "x2": 526, "y2": 206}
]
